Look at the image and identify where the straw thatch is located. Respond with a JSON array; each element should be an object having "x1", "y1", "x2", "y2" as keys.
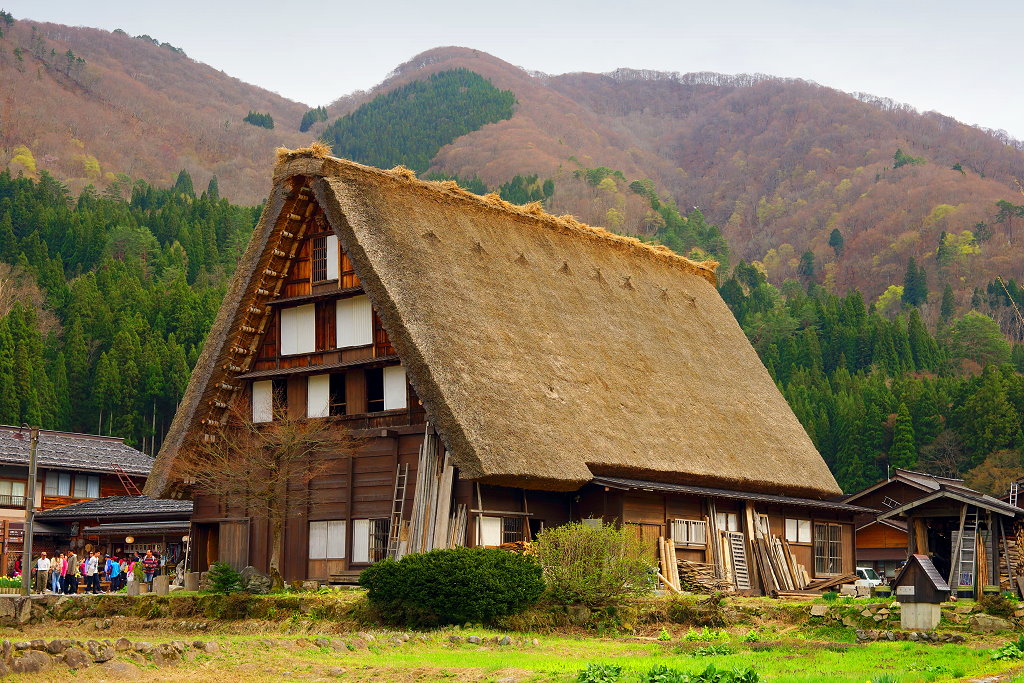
[{"x1": 146, "y1": 152, "x2": 840, "y2": 499}]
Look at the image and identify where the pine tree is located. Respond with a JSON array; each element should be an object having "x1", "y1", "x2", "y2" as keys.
[
  {"x1": 901, "y1": 257, "x2": 928, "y2": 307},
  {"x1": 206, "y1": 175, "x2": 219, "y2": 202},
  {"x1": 955, "y1": 366, "x2": 1022, "y2": 466},
  {"x1": 829, "y1": 228, "x2": 844, "y2": 258},
  {"x1": 889, "y1": 403, "x2": 917, "y2": 470},
  {"x1": 940, "y1": 284, "x2": 956, "y2": 322}
]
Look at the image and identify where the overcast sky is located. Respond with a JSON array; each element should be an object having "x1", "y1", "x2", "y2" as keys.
[{"x1": 8, "y1": 0, "x2": 1023, "y2": 139}]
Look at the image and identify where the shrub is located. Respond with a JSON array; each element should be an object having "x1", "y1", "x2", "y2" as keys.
[
  {"x1": 359, "y1": 547, "x2": 544, "y2": 626},
  {"x1": 821, "y1": 591, "x2": 839, "y2": 602},
  {"x1": 578, "y1": 663, "x2": 622, "y2": 682},
  {"x1": 533, "y1": 522, "x2": 656, "y2": 606},
  {"x1": 979, "y1": 591, "x2": 1016, "y2": 618},
  {"x1": 205, "y1": 561, "x2": 243, "y2": 594},
  {"x1": 992, "y1": 636, "x2": 1024, "y2": 661}
]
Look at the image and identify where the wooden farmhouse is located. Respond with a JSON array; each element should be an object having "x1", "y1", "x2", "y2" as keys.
[{"x1": 146, "y1": 150, "x2": 869, "y2": 593}]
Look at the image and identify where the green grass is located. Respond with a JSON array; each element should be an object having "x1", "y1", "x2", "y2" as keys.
[{"x1": 284, "y1": 630, "x2": 1019, "y2": 682}]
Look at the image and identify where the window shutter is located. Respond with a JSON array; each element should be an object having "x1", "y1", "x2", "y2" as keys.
[
  {"x1": 325, "y1": 235, "x2": 339, "y2": 281},
  {"x1": 307, "y1": 375, "x2": 330, "y2": 418},
  {"x1": 252, "y1": 380, "x2": 273, "y2": 423},
  {"x1": 352, "y1": 519, "x2": 370, "y2": 563},
  {"x1": 308, "y1": 521, "x2": 328, "y2": 560},
  {"x1": 383, "y1": 365, "x2": 407, "y2": 410},
  {"x1": 336, "y1": 295, "x2": 373, "y2": 348},
  {"x1": 479, "y1": 517, "x2": 502, "y2": 546},
  {"x1": 327, "y1": 520, "x2": 346, "y2": 559},
  {"x1": 281, "y1": 304, "x2": 315, "y2": 355}
]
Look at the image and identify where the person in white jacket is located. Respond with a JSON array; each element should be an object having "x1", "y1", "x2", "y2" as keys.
[
  {"x1": 35, "y1": 552, "x2": 50, "y2": 594},
  {"x1": 85, "y1": 552, "x2": 101, "y2": 594}
]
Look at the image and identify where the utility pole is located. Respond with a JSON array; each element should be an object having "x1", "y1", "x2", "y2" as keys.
[{"x1": 20, "y1": 425, "x2": 38, "y2": 597}]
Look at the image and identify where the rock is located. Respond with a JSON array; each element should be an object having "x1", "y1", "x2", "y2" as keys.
[
  {"x1": 969, "y1": 614, "x2": 1014, "y2": 634},
  {"x1": 348, "y1": 639, "x2": 367, "y2": 650},
  {"x1": 0, "y1": 659, "x2": 8, "y2": 678},
  {"x1": 448, "y1": 635, "x2": 463, "y2": 643},
  {"x1": 809, "y1": 605, "x2": 829, "y2": 617},
  {"x1": 314, "y1": 638, "x2": 331, "y2": 649},
  {"x1": 908, "y1": 632, "x2": 919, "y2": 641},
  {"x1": 94, "y1": 618, "x2": 112, "y2": 630},
  {"x1": 531, "y1": 638, "x2": 540, "y2": 646},
  {"x1": 2, "y1": 639, "x2": 10, "y2": 659},
  {"x1": 884, "y1": 631, "x2": 896, "y2": 641},
  {"x1": 890, "y1": 602, "x2": 900, "y2": 609},
  {"x1": 860, "y1": 609, "x2": 873, "y2": 617},
  {"x1": 326, "y1": 667, "x2": 347, "y2": 677},
  {"x1": 842, "y1": 616, "x2": 858, "y2": 628},
  {"x1": 114, "y1": 638, "x2": 132, "y2": 652},
  {"x1": 954, "y1": 604, "x2": 974, "y2": 614},
  {"x1": 132, "y1": 641, "x2": 153, "y2": 654},
  {"x1": 13, "y1": 641, "x2": 31, "y2": 650},
  {"x1": 950, "y1": 634, "x2": 966, "y2": 643},
  {"x1": 295, "y1": 638, "x2": 311, "y2": 648},
  {"x1": 467, "y1": 636, "x2": 481, "y2": 644},
  {"x1": 499, "y1": 635, "x2": 512, "y2": 646},
  {"x1": 30, "y1": 638, "x2": 46, "y2": 650},
  {"x1": 1015, "y1": 607, "x2": 1024, "y2": 619},
  {"x1": 567, "y1": 604, "x2": 591, "y2": 624},
  {"x1": 93, "y1": 645, "x2": 115, "y2": 663},
  {"x1": 873, "y1": 614, "x2": 885, "y2": 622},
  {"x1": 301, "y1": 580, "x2": 320, "y2": 591},
  {"x1": 877, "y1": 609, "x2": 890, "y2": 616},
  {"x1": 101, "y1": 660, "x2": 140, "y2": 675},
  {"x1": 46, "y1": 639, "x2": 71, "y2": 655},
  {"x1": 239, "y1": 566, "x2": 272, "y2": 595},
  {"x1": 192, "y1": 640, "x2": 219, "y2": 654},
  {"x1": 11, "y1": 650, "x2": 53, "y2": 674},
  {"x1": 152, "y1": 643, "x2": 180, "y2": 666},
  {"x1": 62, "y1": 647, "x2": 90, "y2": 669},
  {"x1": 388, "y1": 637, "x2": 403, "y2": 646}
]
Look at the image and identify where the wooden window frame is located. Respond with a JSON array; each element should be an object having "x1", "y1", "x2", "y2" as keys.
[
  {"x1": 671, "y1": 519, "x2": 708, "y2": 547},
  {"x1": 784, "y1": 518, "x2": 812, "y2": 545},
  {"x1": 814, "y1": 522, "x2": 843, "y2": 576}
]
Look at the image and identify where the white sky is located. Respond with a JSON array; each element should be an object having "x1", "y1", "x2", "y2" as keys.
[{"x1": 7, "y1": 0, "x2": 1023, "y2": 139}]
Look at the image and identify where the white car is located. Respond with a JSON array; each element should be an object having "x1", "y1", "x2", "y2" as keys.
[{"x1": 855, "y1": 566, "x2": 884, "y2": 587}]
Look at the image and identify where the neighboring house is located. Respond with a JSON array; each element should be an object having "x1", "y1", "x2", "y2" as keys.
[
  {"x1": 146, "y1": 150, "x2": 866, "y2": 591},
  {"x1": 846, "y1": 468, "x2": 1024, "y2": 595},
  {"x1": 35, "y1": 496, "x2": 194, "y2": 567},
  {"x1": 0, "y1": 427, "x2": 152, "y2": 574}
]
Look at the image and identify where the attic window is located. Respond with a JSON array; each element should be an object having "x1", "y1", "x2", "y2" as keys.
[
  {"x1": 882, "y1": 496, "x2": 900, "y2": 509},
  {"x1": 311, "y1": 234, "x2": 339, "y2": 284}
]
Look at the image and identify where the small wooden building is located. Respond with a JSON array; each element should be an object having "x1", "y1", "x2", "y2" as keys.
[{"x1": 146, "y1": 150, "x2": 864, "y2": 592}]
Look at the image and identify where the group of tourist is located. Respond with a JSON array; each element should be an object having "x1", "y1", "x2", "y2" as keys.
[{"x1": 31, "y1": 549, "x2": 162, "y2": 594}]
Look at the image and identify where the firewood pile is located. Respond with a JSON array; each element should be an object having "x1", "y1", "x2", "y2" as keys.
[{"x1": 677, "y1": 560, "x2": 734, "y2": 593}]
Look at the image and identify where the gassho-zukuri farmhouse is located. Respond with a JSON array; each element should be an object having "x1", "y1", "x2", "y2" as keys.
[{"x1": 145, "y1": 147, "x2": 869, "y2": 591}]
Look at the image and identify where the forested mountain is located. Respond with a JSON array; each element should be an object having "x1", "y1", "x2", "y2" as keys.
[{"x1": 2, "y1": 15, "x2": 1024, "y2": 494}]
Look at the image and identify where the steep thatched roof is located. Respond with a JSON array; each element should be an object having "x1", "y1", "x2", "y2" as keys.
[{"x1": 146, "y1": 151, "x2": 841, "y2": 499}]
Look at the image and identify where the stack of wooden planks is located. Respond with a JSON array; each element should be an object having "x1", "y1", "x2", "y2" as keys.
[
  {"x1": 805, "y1": 573, "x2": 858, "y2": 590},
  {"x1": 658, "y1": 537, "x2": 682, "y2": 592},
  {"x1": 405, "y1": 424, "x2": 462, "y2": 556},
  {"x1": 744, "y1": 503, "x2": 813, "y2": 594}
]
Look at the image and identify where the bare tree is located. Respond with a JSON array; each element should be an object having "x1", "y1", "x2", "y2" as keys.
[{"x1": 173, "y1": 400, "x2": 363, "y2": 586}]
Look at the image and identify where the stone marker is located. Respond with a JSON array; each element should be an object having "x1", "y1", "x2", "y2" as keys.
[
  {"x1": 152, "y1": 575, "x2": 170, "y2": 596},
  {"x1": 184, "y1": 572, "x2": 201, "y2": 592}
]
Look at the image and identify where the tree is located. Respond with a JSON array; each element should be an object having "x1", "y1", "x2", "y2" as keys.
[
  {"x1": 918, "y1": 430, "x2": 969, "y2": 478},
  {"x1": 889, "y1": 403, "x2": 916, "y2": 470},
  {"x1": 954, "y1": 366, "x2": 1022, "y2": 465},
  {"x1": 828, "y1": 228, "x2": 844, "y2": 258},
  {"x1": 964, "y1": 449, "x2": 1024, "y2": 497},
  {"x1": 893, "y1": 148, "x2": 925, "y2": 169},
  {"x1": 173, "y1": 402, "x2": 364, "y2": 585},
  {"x1": 950, "y1": 311, "x2": 1011, "y2": 368},
  {"x1": 940, "y1": 284, "x2": 956, "y2": 322},
  {"x1": 901, "y1": 257, "x2": 928, "y2": 307},
  {"x1": 797, "y1": 250, "x2": 815, "y2": 285}
]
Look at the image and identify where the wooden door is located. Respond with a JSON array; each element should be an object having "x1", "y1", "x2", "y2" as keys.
[{"x1": 217, "y1": 520, "x2": 250, "y2": 570}]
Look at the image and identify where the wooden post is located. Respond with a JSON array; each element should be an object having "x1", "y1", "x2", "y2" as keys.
[{"x1": 912, "y1": 518, "x2": 929, "y2": 556}]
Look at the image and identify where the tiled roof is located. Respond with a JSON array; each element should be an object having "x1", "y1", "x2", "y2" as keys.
[
  {"x1": 0, "y1": 426, "x2": 153, "y2": 476},
  {"x1": 36, "y1": 495, "x2": 192, "y2": 520},
  {"x1": 592, "y1": 476, "x2": 877, "y2": 514}
]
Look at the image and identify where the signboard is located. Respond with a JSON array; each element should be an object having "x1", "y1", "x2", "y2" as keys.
[{"x1": 895, "y1": 585, "x2": 915, "y2": 596}]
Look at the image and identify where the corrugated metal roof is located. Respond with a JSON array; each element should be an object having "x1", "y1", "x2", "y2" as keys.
[
  {"x1": 0, "y1": 427, "x2": 153, "y2": 476},
  {"x1": 36, "y1": 495, "x2": 192, "y2": 520},
  {"x1": 592, "y1": 476, "x2": 876, "y2": 513}
]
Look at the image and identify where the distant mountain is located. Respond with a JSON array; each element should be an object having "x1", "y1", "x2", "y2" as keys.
[{"x1": 3, "y1": 19, "x2": 1024, "y2": 306}]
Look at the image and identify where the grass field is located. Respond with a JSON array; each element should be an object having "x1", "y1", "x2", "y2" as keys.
[{"x1": 2, "y1": 622, "x2": 1022, "y2": 682}]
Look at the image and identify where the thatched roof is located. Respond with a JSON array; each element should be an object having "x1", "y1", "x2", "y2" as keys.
[{"x1": 146, "y1": 151, "x2": 841, "y2": 499}]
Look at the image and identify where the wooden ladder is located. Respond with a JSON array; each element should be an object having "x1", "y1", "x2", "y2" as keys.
[
  {"x1": 956, "y1": 508, "x2": 979, "y2": 591},
  {"x1": 112, "y1": 462, "x2": 142, "y2": 496},
  {"x1": 726, "y1": 531, "x2": 751, "y2": 589},
  {"x1": 386, "y1": 463, "x2": 409, "y2": 559}
]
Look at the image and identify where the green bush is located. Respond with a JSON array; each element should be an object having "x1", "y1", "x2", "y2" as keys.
[
  {"x1": 534, "y1": 522, "x2": 656, "y2": 606},
  {"x1": 205, "y1": 561, "x2": 243, "y2": 594},
  {"x1": 578, "y1": 663, "x2": 623, "y2": 682},
  {"x1": 979, "y1": 591, "x2": 1016, "y2": 618},
  {"x1": 642, "y1": 664, "x2": 760, "y2": 683},
  {"x1": 359, "y1": 547, "x2": 544, "y2": 626}
]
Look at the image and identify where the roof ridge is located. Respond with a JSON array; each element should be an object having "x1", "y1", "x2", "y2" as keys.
[{"x1": 273, "y1": 148, "x2": 718, "y2": 286}]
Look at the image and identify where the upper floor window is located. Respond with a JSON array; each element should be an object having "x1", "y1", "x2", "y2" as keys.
[
  {"x1": 0, "y1": 479, "x2": 26, "y2": 503},
  {"x1": 45, "y1": 472, "x2": 99, "y2": 498},
  {"x1": 281, "y1": 304, "x2": 316, "y2": 355},
  {"x1": 336, "y1": 295, "x2": 373, "y2": 348},
  {"x1": 311, "y1": 234, "x2": 339, "y2": 284}
]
